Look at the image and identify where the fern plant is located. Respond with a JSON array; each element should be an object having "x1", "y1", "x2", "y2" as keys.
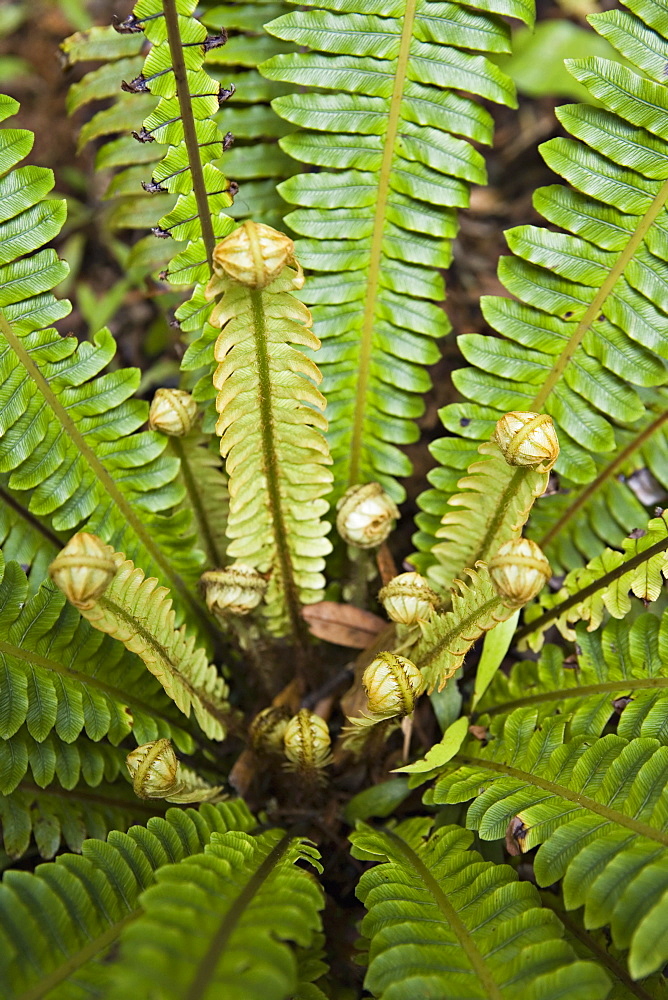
[{"x1": 2, "y1": 0, "x2": 668, "y2": 996}]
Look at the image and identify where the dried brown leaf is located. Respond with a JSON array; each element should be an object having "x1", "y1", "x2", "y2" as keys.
[{"x1": 302, "y1": 601, "x2": 387, "y2": 648}]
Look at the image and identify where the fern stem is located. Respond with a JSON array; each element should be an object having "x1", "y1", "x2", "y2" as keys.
[
  {"x1": 348, "y1": 0, "x2": 417, "y2": 486},
  {"x1": 531, "y1": 176, "x2": 668, "y2": 410},
  {"x1": 185, "y1": 833, "x2": 292, "y2": 1000},
  {"x1": 383, "y1": 830, "x2": 505, "y2": 1000},
  {"x1": 161, "y1": 0, "x2": 216, "y2": 269},
  {"x1": 0, "y1": 486, "x2": 64, "y2": 550},
  {"x1": 16, "y1": 912, "x2": 139, "y2": 1000},
  {"x1": 453, "y1": 752, "x2": 668, "y2": 845},
  {"x1": 516, "y1": 533, "x2": 668, "y2": 640},
  {"x1": 482, "y1": 676, "x2": 668, "y2": 718},
  {"x1": 249, "y1": 287, "x2": 308, "y2": 649},
  {"x1": 170, "y1": 437, "x2": 223, "y2": 567},
  {"x1": 539, "y1": 896, "x2": 657, "y2": 1000},
  {"x1": 538, "y1": 409, "x2": 668, "y2": 548},
  {"x1": 0, "y1": 314, "x2": 212, "y2": 633}
]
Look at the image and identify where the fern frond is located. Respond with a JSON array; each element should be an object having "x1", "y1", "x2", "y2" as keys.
[
  {"x1": 108, "y1": 829, "x2": 323, "y2": 1000},
  {"x1": 525, "y1": 511, "x2": 668, "y2": 643},
  {"x1": 206, "y1": 226, "x2": 333, "y2": 638},
  {"x1": 0, "y1": 774, "x2": 154, "y2": 859},
  {"x1": 0, "y1": 481, "x2": 64, "y2": 593},
  {"x1": 260, "y1": 0, "x2": 529, "y2": 502},
  {"x1": 293, "y1": 932, "x2": 329, "y2": 1000},
  {"x1": 0, "y1": 314, "x2": 214, "y2": 614},
  {"x1": 413, "y1": 408, "x2": 668, "y2": 581},
  {"x1": 430, "y1": 709, "x2": 668, "y2": 978},
  {"x1": 0, "y1": 556, "x2": 193, "y2": 760},
  {"x1": 413, "y1": 563, "x2": 519, "y2": 692},
  {"x1": 50, "y1": 537, "x2": 232, "y2": 740},
  {"x1": 527, "y1": 407, "x2": 668, "y2": 572},
  {"x1": 62, "y1": 25, "x2": 177, "y2": 276},
  {"x1": 0, "y1": 724, "x2": 124, "y2": 797},
  {"x1": 64, "y1": 2, "x2": 238, "y2": 326},
  {"x1": 478, "y1": 610, "x2": 668, "y2": 745},
  {"x1": 199, "y1": 1, "x2": 297, "y2": 231},
  {"x1": 423, "y1": 440, "x2": 550, "y2": 593},
  {"x1": 350, "y1": 818, "x2": 610, "y2": 1000},
  {"x1": 0, "y1": 800, "x2": 255, "y2": 997},
  {"x1": 540, "y1": 894, "x2": 668, "y2": 1000},
  {"x1": 418, "y1": 0, "x2": 668, "y2": 573},
  {"x1": 129, "y1": 0, "x2": 235, "y2": 284}
]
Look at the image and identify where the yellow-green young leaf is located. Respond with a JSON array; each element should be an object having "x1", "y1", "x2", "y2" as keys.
[
  {"x1": 208, "y1": 223, "x2": 333, "y2": 639},
  {"x1": 428, "y1": 442, "x2": 550, "y2": 594},
  {"x1": 50, "y1": 537, "x2": 231, "y2": 740},
  {"x1": 525, "y1": 512, "x2": 668, "y2": 648},
  {"x1": 472, "y1": 609, "x2": 520, "y2": 710},
  {"x1": 393, "y1": 715, "x2": 469, "y2": 779},
  {"x1": 170, "y1": 431, "x2": 230, "y2": 571},
  {"x1": 414, "y1": 564, "x2": 518, "y2": 692}
]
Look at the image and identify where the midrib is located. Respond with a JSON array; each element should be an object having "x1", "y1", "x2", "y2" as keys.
[{"x1": 348, "y1": 2, "x2": 417, "y2": 485}]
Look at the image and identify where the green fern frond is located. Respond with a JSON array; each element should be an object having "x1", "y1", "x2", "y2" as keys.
[
  {"x1": 261, "y1": 0, "x2": 529, "y2": 502},
  {"x1": 350, "y1": 818, "x2": 610, "y2": 999},
  {"x1": 108, "y1": 829, "x2": 323, "y2": 1000},
  {"x1": 413, "y1": 563, "x2": 519, "y2": 692},
  {"x1": 293, "y1": 932, "x2": 329, "y2": 1000},
  {"x1": 64, "y1": 2, "x2": 237, "y2": 299},
  {"x1": 50, "y1": 538, "x2": 232, "y2": 740},
  {"x1": 0, "y1": 555, "x2": 194, "y2": 760},
  {"x1": 478, "y1": 610, "x2": 668, "y2": 745},
  {"x1": 62, "y1": 24, "x2": 178, "y2": 276},
  {"x1": 0, "y1": 800, "x2": 255, "y2": 997},
  {"x1": 0, "y1": 775, "x2": 155, "y2": 859},
  {"x1": 206, "y1": 226, "x2": 333, "y2": 638},
  {"x1": 129, "y1": 0, "x2": 235, "y2": 283},
  {"x1": 199, "y1": 1, "x2": 297, "y2": 231},
  {"x1": 417, "y1": 0, "x2": 668, "y2": 569},
  {"x1": 0, "y1": 724, "x2": 123, "y2": 797},
  {"x1": 0, "y1": 481, "x2": 64, "y2": 593},
  {"x1": 430, "y1": 709, "x2": 668, "y2": 979},
  {"x1": 525, "y1": 510, "x2": 668, "y2": 643},
  {"x1": 540, "y1": 894, "x2": 668, "y2": 1000},
  {"x1": 0, "y1": 316, "x2": 212, "y2": 606},
  {"x1": 527, "y1": 405, "x2": 668, "y2": 573}
]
